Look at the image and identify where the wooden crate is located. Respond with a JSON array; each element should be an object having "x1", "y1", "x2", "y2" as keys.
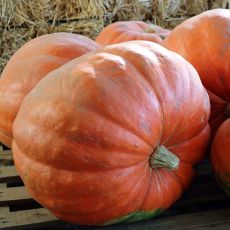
[{"x1": 0, "y1": 144, "x2": 230, "y2": 230}]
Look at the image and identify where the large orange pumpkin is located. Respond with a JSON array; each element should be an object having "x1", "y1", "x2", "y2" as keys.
[
  {"x1": 163, "y1": 9, "x2": 230, "y2": 138},
  {"x1": 211, "y1": 119, "x2": 230, "y2": 196},
  {"x1": 13, "y1": 41, "x2": 210, "y2": 225},
  {"x1": 0, "y1": 33, "x2": 100, "y2": 147},
  {"x1": 96, "y1": 21, "x2": 171, "y2": 45}
]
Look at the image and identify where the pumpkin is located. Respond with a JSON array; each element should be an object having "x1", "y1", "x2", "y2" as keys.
[
  {"x1": 163, "y1": 9, "x2": 230, "y2": 138},
  {"x1": 12, "y1": 41, "x2": 210, "y2": 225},
  {"x1": 0, "y1": 32, "x2": 100, "y2": 147},
  {"x1": 211, "y1": 119, "x2": 230, "y2": 196},
  {"x1": 96, "y1": 21, "x2": 171, "y2": 45}
]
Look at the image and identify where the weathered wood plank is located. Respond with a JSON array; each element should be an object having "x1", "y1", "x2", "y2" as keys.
[
  {"x1": 0, "y1": 207, "x2": 10, "y2": 215},
  {"x1": 0, "y1": 146, "x2": 12, "y2": 156},
  {"x1": 0, "y1": 149, "x2": 12, "y2": 156},
  {"x1": 0, "y1": 183, "x2": 6, "y2": 188},
  {"x1": 98, "y1": 208, "x2": 230, "y2": 230},
  {"x1": 0, "y1": 143, "x2": 11, "y2": 152},
  {"x1": 0, "y1": 186, "x2": 31, "y2": 206},
  {"x1": 1, "y1": 144, "x2": 11, "y2": 151},
  {"x1": 0, "y1": 208, "x2": 58, "y2": 229},
  {"x1": 0, "y1": 166, "x2": 19, "y2": 182},
  {"x1": 0, "y1": 151, "x2": 228, "y2": 229},
  {"x1": 0, "y1": 149, "x2": 13, "y2": 166},
  {"x1": 0, "y1": 185, "x2": 10, "y2": 214},
  {"x1": 190, "y1": 223, "x2": 230, "y2": 230}
]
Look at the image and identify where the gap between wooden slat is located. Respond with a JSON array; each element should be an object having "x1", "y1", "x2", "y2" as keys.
[
  {"x1": 0, "y1": 145, "x2": 12, "y2": 157},
  {"x1": 0, "y1": 186, "x2": 31, "y2": 205},
  {"x1": 0, "y1": 149, "x2": 12, "y2": 156},
  {"x1": 0, "y1": 166, "x2": 19, "y2": 182}
]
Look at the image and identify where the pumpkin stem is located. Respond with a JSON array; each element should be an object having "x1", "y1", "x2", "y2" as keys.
[
  {"x1": 145, "y1": 23, "x2": 157, "y2": 33},
  {"x1": 149, "y1": 146, "x2": 179, "y2": 170},
  {"x1": 145, "y1": 27, "x2": 156, "y2": 33},
  {"x1": 224, "y1": 103, "x2": 230, "y2": 118}
]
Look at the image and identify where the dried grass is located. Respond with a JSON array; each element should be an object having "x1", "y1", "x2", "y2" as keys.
[
  {"x1": 49, "y1": 19, "x2": 104, "y2": 40},
  {"x1": 45, "y1": 0, "x2": 105, "y2": 21},
  {"x1": 0, "y1": 0, "x2": 46, "y2": 28},
  {"x1": 210, "y1": 0, "x2": 229, "y2": 9},
  {"x1": 0, "y1": 28, "x2": 32, "y2": 72},
  {"x1": 103, "y1": 0, "x2": 152, "y2": 24},
  {"x1": 0, "y1": 0, "x2": 107, "y2": 74},
  {"x1": 151, "y1": 0, "x2": 209, "y2": 28},
  {"x1": 0, "y1": 18, "x2": 104, "y2": 73},
  {"x1": 0, "y1": 0, "x2": 229, "y2": 74}
]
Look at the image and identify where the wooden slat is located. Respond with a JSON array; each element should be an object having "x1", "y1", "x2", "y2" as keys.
[
  {"x1": 98, "y1": 208, "x2": 230, "y2": 230},
  {"x1": 0, "y1": 166, "x2": 19, "y2": 182},
  {"x1": 0, "y1": 183, "x2": 7, "y2": 188},
  {"x1": 0, "y1": 154, "x2": 228, "y2": 229},
  {"x1": 0, "y1": 207, "x2": 10, "y2": 214},
  {"x1": 1, "y1": 207, "x2": 227, "y2": 230},
  {"x1": 0, "y1": 150, "x2": 13, "y2": 157},
  {"x1": 0, "y1": 149, "x2": 13, "y2": 166},
  {"x1": 0, "y1": 144, "x2": 11, "y2": 151},
  {"x1": 0, "y1": 185, "x2": 10, "y2": 214},
  {"x1": 0, "y1": 208, "x2": 58, "y2": 228},
  {"x1": 192, "y1": 223, "x2": 230, "y2": 230},
  {"x1": 0, "y1": 143, "x2": 12, "y2": 153},
  {"x1": 0, "y1": 186, "x2": 31, "y2": 206},
  {"x1": 0, "y1": 149, "x2": 13, "y2": 156}
]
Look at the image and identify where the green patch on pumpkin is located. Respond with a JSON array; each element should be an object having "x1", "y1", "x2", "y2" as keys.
[{"x1": 103, "y1": 208, "x2": 163, "y2": 225}]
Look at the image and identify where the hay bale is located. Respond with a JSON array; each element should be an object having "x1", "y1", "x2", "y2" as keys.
[
  {"x1": 103, "y1": 0, "x2": 152, "y2": 25},
  {"x1": 0, "y1": 0, "x2": 229, "y2": 74},
  {"x1": 45, "y1": 0, "x2": 105, "y2": 21},
  {"x1": 49, "y1": 19, "x2": 104, "y2": 39},
  {"x1": 0, "y1": 19, "x2": 103, "y2": 73},
  {"x1": 0, "y1": 0, "x2": 46, "y2": 28},
  {"x1": 0, "y1": 0, "x2": 105, "y2": 29},
  {"x1": 0, "y1": 17, "x2": 104, "y2": 73},
  {"x1": 152, "y1": 0, "x2": 209, "y2": 28},
  {"x1": 210, "y1": 0, "x2": 229, "y2": 9},
  {"x1": 0, "y1": 28, "x2": 33, "y2": 72}
]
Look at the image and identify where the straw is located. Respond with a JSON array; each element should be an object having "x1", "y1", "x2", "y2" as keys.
[{"x1": 0, "y1": 0, "x2": 228, "y2": 74}]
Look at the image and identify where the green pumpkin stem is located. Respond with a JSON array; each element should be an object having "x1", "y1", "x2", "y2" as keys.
[
  {"x1": 150, "y1": 146, "x2": 179, "y2": 170},
  {"x1": 145, "y1": 23, "x2": 158, "y2": 33}
]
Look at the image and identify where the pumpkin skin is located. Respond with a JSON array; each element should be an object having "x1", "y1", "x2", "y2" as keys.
[
  {"x1": 211, "y1": 119, "x2": 230, "y2": 196},
  {"x1": 96, "y1": 21, "x2": 171, "y2": 45},
  {"x1": 163, "y1": 9, "x2": 230, "y2": 138},
  {"x1": 12, "y1": 41, "x2": 210, "y2": 225},
  {"x1": 0, "y1": 33, "x2": 100, "y2": 147}
]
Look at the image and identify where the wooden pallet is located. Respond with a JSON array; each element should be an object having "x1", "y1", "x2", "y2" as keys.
[{"x1": 0, "y1": 145, "x2": 230, "y2": 230}]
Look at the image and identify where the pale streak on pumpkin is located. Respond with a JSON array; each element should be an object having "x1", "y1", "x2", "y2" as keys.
[
  {"x1": 163, "y1": 9, "x2": 230, "y2": 138},
  {"x1": 0, "y1": 32, "x2": 100, "y2": 147},
  {"x1": 13, "y1": 41, "x2": 210, "y2": 225}
]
